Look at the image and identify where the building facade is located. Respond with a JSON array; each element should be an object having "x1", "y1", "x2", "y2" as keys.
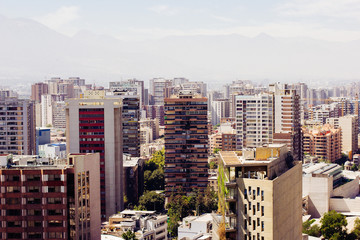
[
  {"x1": 0, "y1": 98, "x2": 36, "y2": 155},
  {"x1": 164, "y1": 91, "x2": 208, "y2": 198},
  {"x1": 303, "y1": 124, "x2": 342, "y2": 162},
  {"x1": 217, "y1": 145, "x2": 302, "y2": 240},
  {"x1": 66, "y1": 94, "x2": 123, "y2": 219},
  {"x1": 0, "y1": 153, "x2": 100, "y2": 240},
  {"x1": 235, "y1": 94, "x2": 274, "y2": 150}
]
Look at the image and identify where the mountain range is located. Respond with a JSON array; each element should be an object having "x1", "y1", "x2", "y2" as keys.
[{"x1": 0, "y1": 14, "x2": 360, "y2": 88}]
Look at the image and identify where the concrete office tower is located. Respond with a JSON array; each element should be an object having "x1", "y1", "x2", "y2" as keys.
[
  {"x1": 235, "y1": 94, "x2": 274, "y2": 150},
  {"x1": 0, "y1": 98, "x2": 36, "y2": 155},
  {"x1": 31, "y1": 82, "x2": 48, "y2": 103},
  {"x1": 303, "y1": 124, "x2": 342, "y2": 162},
  {"x1": 150, "y1": 78, "x2": 173, "y2": 105},
  {"x1": 270, "y1": 83, "x2": 303, "y2": 162},
  {"x1": 0, "y1": 153, "x2": 100, "y2": 240},
  {"x1": 217, "y1": 145, "x2": 302, "y2": 240},
  {"x1": 339, "y1": 115, "x2": 358, "y2": 157},
  {"x1": 211, "y1": 99, "x2": 230, "y2": 126},
  {"x1": 66, "y1": 92, "x2": 123, "y2": 219},
  {"x1": 164, "y1": 91, "x2": 208, "y2": 198}
]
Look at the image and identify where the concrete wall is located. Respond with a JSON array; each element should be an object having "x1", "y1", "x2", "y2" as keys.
[
  {"x1": 332, "y1": 177, "x2": 359, "y2": 198},
  {"x1": 273, "y1": 163, "x2": 302, "y2": 240},
  {"x1": 330, "y1": 198, "x2": 360, "y2": 212},
  {"x1": 303, "y1": 176, "x2": 332, "y2": 218}
]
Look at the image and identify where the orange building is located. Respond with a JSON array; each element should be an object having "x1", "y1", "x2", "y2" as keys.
[{"x1": 303, "y1": 124, "x2": 342, "y2": 162}]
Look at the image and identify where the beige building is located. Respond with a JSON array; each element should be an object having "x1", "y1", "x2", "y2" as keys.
[
  {"x1": 66, "y1": 91, "x2": 124, "y2": 219},
  {"x1": 303, "y1": 163, "x2": 360, "y2": 218},
  {"x1": 217, "y1": 144, "x2": 302, "y2": 240},
  {"x1": 327, "y1": 115, "x2": 359, "y2": 157},
  {"x1": 303, "y1": 124, "x2": 342, "y2": 162}
]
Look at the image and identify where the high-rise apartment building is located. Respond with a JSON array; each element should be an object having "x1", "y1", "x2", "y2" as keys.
[
  {"x1": 211, "y1": 99, "x2": 230, "y2": 126},
  {"x1": 235, "y1": 94, "x2": 274, "y2": 150},
  {"x1": 270, "y1": 83, "x2": 303, "y2": 162},
  {"x1": 164, "y1": 91, "x2": 208, "y2": 198},
  {"x1": 31, "y1": 82, "x2": 48, "y2": 103},
  {"x1": 66, "y1": 92, "x2": 123, "y2": 219},
  {"x1": 217, "y1": 145, "x2": 302, "y2": 240},
  {"x1": 327, "y1": 115, "x2": 359, "y2": 157},
  {"x1": 150, "y1": 78, "x2": 172, "y2": 105},
  {"x1": 0, "y1": 98, "x2": 36, "y2": 155},
  {"x1": 303, "y1": 124, "x2": 342, "y2": 162},
  {"x1": 0, "y1": 153, "x2": 101, "y2": 240}
]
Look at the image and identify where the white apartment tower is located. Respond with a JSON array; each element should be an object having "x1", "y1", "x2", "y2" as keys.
[{"x1": 235, "y1": 94, "x2": 274, "y2": 150}]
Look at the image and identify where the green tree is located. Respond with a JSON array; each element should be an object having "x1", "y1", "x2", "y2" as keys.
[
  {"x1": 351, "y1": 217, "x2": 360, "y2": 238},
  {"x1": 213, "y1": 148, "x2": 220, "y2": 154},
  {"x1": 122, "y1": 230, "x2": 137, "y2": 240},
  {"x1": 147, "y1": 149, "x2": 165, "y2": 170},
  {"x1": 302, "y1": 219, "x2": 321, "y2": 237},
  {"x1": 144, "y1": 168, "x2": 164, "y2": 191},
  {"x1": 320, "y1": 211, "x2": 348, "y2": 239},
  {"x1": 351, "y1": 164, "x2": 358, "y2": 171},
  {"x1": 136, "y1": 191, "x2": 165, "y2": 212}
]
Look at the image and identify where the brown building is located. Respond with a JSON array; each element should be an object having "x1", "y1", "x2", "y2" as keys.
[
  {"x1": 303, "y1": 124, "x2": 342, "y2": 162},
  {"x1": 0, "y1": 98, "x2": 36, "y2": 155},
  {"x1": 164, "y1": 91, "x2": 208, "y2": 198},
  {"x1": 270, "y1": 83, "x2": 303, "y2": 162},
  {"x1": 0, "y1": 153, "x2": 100, "y2": 240},
  {"x1": 31, "y1": 82, "x2": 48, "y2": 103}
]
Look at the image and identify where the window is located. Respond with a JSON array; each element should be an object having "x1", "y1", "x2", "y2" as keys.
[
  {"x1": 6, "y1": 198, "x2": 20, "y2": 205},
  {"x1": 27, "y1": 198, "x2": 41, "y2": 204},
  {"x1": 48, "y1": 186, "x2": 61, "y2": 193},
  {"x1": 261, "y1": 190, "x2": 264, "y2": 201},
  {"x1": 6, "y1": 186, "x2": 20, "y2": 193},
  {"x1": 7, "y1": 233, "x2": 22, "y2": 239},
  {"x1": 244, "y1": 220, "x2": 247, "y2": 230},
  {"x1": 261, "y1": 206, "x2": 264, "y2": 216},
  {"x1": 244, "y1": 204, "x2": 247, "y2": 214},
  {"x1": 257, "y1": 218, "x2": 260, "y2": 226},
  {"x1": 48, "y1": 174, "x2": 61, "y2": 181},
  {"x1": 28, "y1": 221, "x2": 42, "y2": 227},
  {"x1": 257, "y1": 187, "x2": 260, "y2": 196},
  {"x1": 253, "y1": 207, "x2": 255, "y2": 215},
  {"x1": 257, "y1": 203, "x2": 260, "y2": 211},
  {"x1": 47, "y1": 198, "x2": 62, "y2": 204},
  {"x1": 261, "y1": 221, "x2": 264, "y2": 231},
  {"x1": 244, "y1": 189, "x2": 248, "y2": 199},
  {"x1": 28, "y1": 186, "x2": 40, "y2": 193},
  {"x1": 27, "y1": 175, "x2": 41, "y2": 181},
  {"x1": 28, "y1": 209, "x2": 42, "y2": 216},
  {"x1": 253, "y1": 220, "x2": 256, "y2": 230},
  {"x1": 253, "y1": 190, "x2": 256, "y2": 199},
  {"x1": 8, "y1": 221, "x2": 21, "y2": 227},
  {"x1": 28, "y1": 232, "x2": 42, "y2": 239}
]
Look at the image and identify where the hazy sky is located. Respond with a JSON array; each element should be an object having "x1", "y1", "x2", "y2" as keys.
[{"x1": 1, "y1": 0, "x2": 360, "y2": 42}]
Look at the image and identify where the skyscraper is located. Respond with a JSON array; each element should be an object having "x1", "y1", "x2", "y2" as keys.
[
  {"x1": 164, "y1": 91, "x2": 208, "y2": 198},
  {"x1": 235, "y1": 94, "x2": 274, "y2": 150},
  {"x1": 0, "y1": 97, "x2": 36, "y2": 155},
  {"x1": 270, "y1": 83, "x2": 303, "y2": 162},
  {"x1": 66, "y1": 91, "x2": 123, "y2": 219}
]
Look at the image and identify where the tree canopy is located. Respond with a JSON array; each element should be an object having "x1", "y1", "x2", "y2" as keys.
[
  {"x1": 320, "y1": 211, "x2": 348, "y2": 239},
  {"x1": 135, "y1": 191, "x2": 165, "y2": 212}
]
